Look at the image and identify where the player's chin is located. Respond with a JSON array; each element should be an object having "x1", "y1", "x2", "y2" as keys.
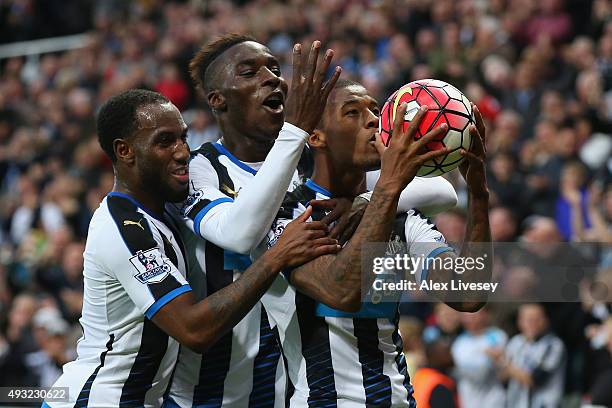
[
  {"x1": 165, "y1": 183, "x2": 190, "y2": 204},
  {"x1": 257, "y1": 122, "x2": 283, "y2": 143},
  {"x1": 362, "y1": 153, "x2": 381, "y2": 172}
]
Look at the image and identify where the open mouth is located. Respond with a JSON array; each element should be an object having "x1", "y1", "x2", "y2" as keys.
[
  {"x1": 262, "y1": 92, "x2": 284, "y2": 114},
  {"x1": 171, "y1": 167, "x2": 189, "y2": 184}
]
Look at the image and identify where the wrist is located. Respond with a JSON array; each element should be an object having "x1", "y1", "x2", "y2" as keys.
[
  {"x1": 261, "y1": 247, "x2": 287, "y2": 272},
  {"x1": 282, "y1": 122, "x2": 310, "y2": 141},
  {"x1": 468, "y1": 187, "x2": 490, "y2": 200},
  {"x1": 373, "y1": 179, "x2": 404, "y2": 198}
]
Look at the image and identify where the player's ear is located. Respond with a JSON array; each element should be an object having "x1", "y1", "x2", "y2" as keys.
[
  {"x1": 308, "y1": 129, "x2": 327, "y2": 149},
  {"x1": 207, "y1": 90, "x2": 226, "y2": 113},
  {"x1": 114, "y1": 138, "x2": 135, "y2": 165}
]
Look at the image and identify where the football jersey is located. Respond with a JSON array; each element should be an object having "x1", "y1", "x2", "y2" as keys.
[
  {"x1": 259, "y1": 180, "x2": 453, "y2": 407},
  {"x1": 165, "y1": 142, "x2": 301, "y2": 408},
  {"x1": 44, "y1": 193, "x2": 191, "y2": 408}
]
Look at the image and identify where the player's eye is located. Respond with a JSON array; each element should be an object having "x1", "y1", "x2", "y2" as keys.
[
  {"x1": 270, "y1": 66, "x2": 281, "y2": 76},
  {"x1": 371, "y1": 108, "x2": 380, "y2": 116},
  {"x1": 345, "y1": 109, "x2": 359, "y2": 116},
  {"x1": 240, "y1": 70, "x2": 256, "y2": 77},
  {"x1": 158, "y1": 134, "x2": 174, "y2": 146}
]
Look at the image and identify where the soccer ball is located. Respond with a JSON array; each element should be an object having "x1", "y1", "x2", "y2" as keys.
[{"x1": 379, "y1": 79, "x2": 474, "y2": 177}]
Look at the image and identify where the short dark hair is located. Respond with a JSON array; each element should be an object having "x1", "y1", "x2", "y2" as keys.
[
  {"x1": 333, "y1": 78, "x2": 362, "y2": 90},
  {"x1": 189, "y1": 33, "x2": 256, "y2": 93},
  {"x1": 97, "y1": 89, "x2": 169, "y2": 162}
]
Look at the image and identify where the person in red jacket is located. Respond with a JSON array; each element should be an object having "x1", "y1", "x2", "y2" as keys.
[{"x1": 413, "y1": 337, "x2": 460, "y2": 408}]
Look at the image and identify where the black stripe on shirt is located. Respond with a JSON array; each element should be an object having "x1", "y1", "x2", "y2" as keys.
[
  {"x1": 353, "y1": 318, "x2": 392, "y2": 407},
  {"x1": 192, "y1": 240, "x2": 235, "y2": 406},
  {"x1": 119, "y1": 320, "x2": 169, "y2": 406},
  {"x1": 73, "y1": 334, "x2": 115, "y2": 407},
  {"x1": 248, "y1": 307, "x2": 281, "y2": 408},
  {"x1": 295, "y1": 292, "x2": 338, "y2": 407},
  {"x1": 392, "y1": 312, "x2": 416, "y2": 407}
]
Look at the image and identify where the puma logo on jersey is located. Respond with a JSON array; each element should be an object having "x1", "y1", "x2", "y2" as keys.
[
  {"x1": 124, "y1": 219, "x2": 145, "y2": 230},
  {"x1": 221, "y1": 184, "x2": 241, "y2": 198}
]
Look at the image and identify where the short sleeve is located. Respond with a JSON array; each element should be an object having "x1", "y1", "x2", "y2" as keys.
[
  {"x1": 104, "y1": 196, "x2": 191, "y2": 319},
  {"x1": 176, "y1": 153, "x2": 233, "y2": 237},
  {"x1": 404, "y1": 209, "x2": 454, "y2": 284},
  {"x1": 106, "y1": 243, "x2": 191, "y2": 319}
]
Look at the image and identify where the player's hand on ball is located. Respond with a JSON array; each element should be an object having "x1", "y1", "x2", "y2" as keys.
[
  {"x1": 459, "y1": 104, "x2": 489, "y2": 198},
  {"x1": 378, "y1": 103, "x2": 450, "y2": 192},
  {"x1": 284, "y1": 41, "x2": 342, "y2": 133},
  {"x1": 271, "y1": 206, "x2": 341, "y2": 268}
]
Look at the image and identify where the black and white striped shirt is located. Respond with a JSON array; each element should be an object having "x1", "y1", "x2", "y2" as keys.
[
  {"x1": 260, "y1": 179, "x2": 451, "y2": 407},
  {"x1": 46, "y1": 193, "x2": 191, "y2": 407}
]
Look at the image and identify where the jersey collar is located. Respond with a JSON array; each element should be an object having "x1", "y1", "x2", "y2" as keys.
[
  {"x1": 107, "y1": 192, "x2": 163, "y2": 221},
  {"x1": 213, "y1": 142, "x2": 258, "y2": 175},
  {"x1": 304, "y1": 179, "x2": 332, "y2": 198}
]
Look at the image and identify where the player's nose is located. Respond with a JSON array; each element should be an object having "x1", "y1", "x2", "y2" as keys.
[
  {"x1": 261, "y1": 67, "x2": 282, "y2": 89},
  {"x1": 173, "y1": 139, "x2": 190, "y2": 162},
  {"x1": 366, "y1": 110, "x2": 378, "y2": 128}
]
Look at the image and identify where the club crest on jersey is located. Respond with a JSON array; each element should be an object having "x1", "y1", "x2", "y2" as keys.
[
  {"x1": 181, "y1": 188, "x2": 204, "y2": 216},
  {"x1": 129, "y1": 248, "x2": 171, "y2": 284}
]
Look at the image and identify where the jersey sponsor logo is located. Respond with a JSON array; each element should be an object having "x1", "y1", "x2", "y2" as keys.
[
  {"x1": 123, "y1": 219, "x2": 145, "y2": 230},
  {"x1": 130, "y1": 248, "x2": 172, "y2": 284}
]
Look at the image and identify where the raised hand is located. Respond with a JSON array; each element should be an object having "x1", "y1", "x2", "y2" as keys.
[
  {"x1": 377, "y1": 103, "x2": 450, "y2": 193},
  {"x1": 269, "y1": 206, "x2": 340, "y2": 268},
  {"x1": 459, "y1": 104, "x2": 488, "y2": 198},
  {"x1": 284, "y1": 41, "x2": 342, "y2": 133}
]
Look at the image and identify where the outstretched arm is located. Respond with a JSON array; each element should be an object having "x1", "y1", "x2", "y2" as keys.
[{"x1": 183, "y1": 42, "x2": 341, "y2": 254}]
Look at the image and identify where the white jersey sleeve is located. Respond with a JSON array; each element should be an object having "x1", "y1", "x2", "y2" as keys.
[
  {"x1": 97, "y1": 210, "x2": 191, "y2": 320},
  {"x1": 404, "y1": 209, "x2": 455, "y2": 284},
  {"x1": 366, "y1": 172, "x2": 457, "y2": 216},
  {"x1": 179, "y1": 122, "x2": 308, "y2": 254}
]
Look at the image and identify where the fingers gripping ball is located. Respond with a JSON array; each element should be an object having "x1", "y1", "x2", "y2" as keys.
[{"x1": 380, "y1": 79, "x2": 474, "y2": 177}]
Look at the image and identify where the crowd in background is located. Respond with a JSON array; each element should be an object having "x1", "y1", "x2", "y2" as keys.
[{"x1": 0, "y1": 0, "x2": 611, "y2": 406}]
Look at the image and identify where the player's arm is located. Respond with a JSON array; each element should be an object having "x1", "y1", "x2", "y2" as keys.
[
  {"x1": 184, "y1": 42, "x2": 341, "y2": 254},
  {"x1": 419, "y1": 105, "x2": 492, "y2": 312},
  {"x1": 110, "y1": 207, "x2": 337, "y2": 352},
  {"x1": 290, "y1": 105, "x2": 451, "y2": 311},
  {"x1": 152, "y1": 207, "x2": 339, "y2": 352},
  {"x1": 366, "y1": 173, "x2": 458, "y2": 216}
]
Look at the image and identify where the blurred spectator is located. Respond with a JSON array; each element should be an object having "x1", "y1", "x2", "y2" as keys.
[
  {"x1": 490, "y1": 206, "x2": 519, "y2": 242},
  {"x1": 413, "y1": 338, "x2": 459, "y2": 408},
  {"x1": 399, "y1": 317, "x2": 426, "y2": 378},
  {"x1": 557, "y1": 160, "x2": 592, "y2": 241},
  {"x1": 0, "y1": 293, "x2": 38, "y2": 386},
  {"x1": 26, "y1": 307, "x2": 74, "y2": 387},
  {"x1": 422, "y1": 303, "x2": 462, "y2": 344},
  {"x1": 451, "y1": 308, "x2": 507, "y2": 407},
  {"x1": 185, "y1": 109, "x2": 220, "y2": 149},
  {"x1": 433, "y1": 208, "x2": 466, "y2": 243},
  {"x1": 492, "y1": 303, "x2": 566, "y2": 408}
]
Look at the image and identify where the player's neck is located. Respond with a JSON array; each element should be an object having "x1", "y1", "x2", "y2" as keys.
[
  {"x1": 311, "y1": 160, "x2": 366, "y2": 198},
  {"x1": 113, "y1": 179, "x2": 165, "y2": 218},
  {"x1": 218, "y1": 127, "x2": 273, "y2": 162}
]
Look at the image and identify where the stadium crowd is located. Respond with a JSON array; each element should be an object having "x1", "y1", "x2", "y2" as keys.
[{"x1": 0, "y1": 0, "x2": 611, "y2": 406}]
